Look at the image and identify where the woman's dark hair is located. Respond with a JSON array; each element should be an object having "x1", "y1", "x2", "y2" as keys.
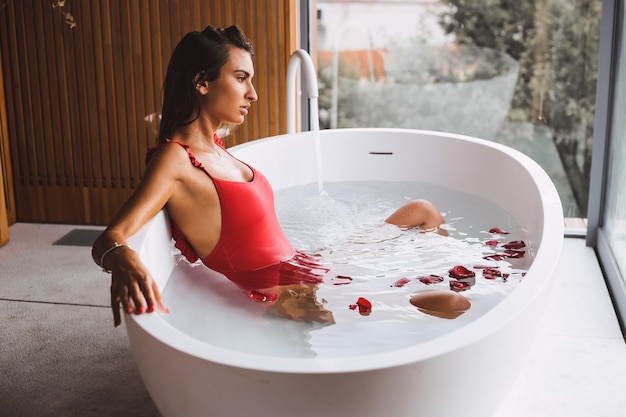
[{"x1": 157, "y1": 25, "x2": 254, "y2": 143}]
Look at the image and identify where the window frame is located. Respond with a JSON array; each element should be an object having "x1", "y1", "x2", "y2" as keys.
[{"x1": 589, "y1": 0, "x2": 626, "y2": 334}]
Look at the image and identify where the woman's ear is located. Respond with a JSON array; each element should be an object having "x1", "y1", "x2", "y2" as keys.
[
  {"x1": 196, "y1": 81, "x2": 209, "y2": 96},
  {"x1": 194, "y1": 72, "x2": 209, "y2": 95}
]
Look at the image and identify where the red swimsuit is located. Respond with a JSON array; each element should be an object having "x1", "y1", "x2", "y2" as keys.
[{"x1": 147, "y1": 138, "x2": 326, "y2": 292}]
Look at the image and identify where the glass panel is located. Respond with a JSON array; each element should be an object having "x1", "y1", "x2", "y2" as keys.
[
  {"x1": 602, "y1": 5, "x2": 626, "y2": 278},
  {"x1": 315, "y1": 0, "x2": 602, "y2": 220}
]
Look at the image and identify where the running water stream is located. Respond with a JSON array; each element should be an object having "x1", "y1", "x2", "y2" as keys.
[{"x1": 313, "y1": 130, "x2": 324, "y2": 194}]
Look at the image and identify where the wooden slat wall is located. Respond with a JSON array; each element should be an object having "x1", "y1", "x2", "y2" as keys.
[{"x1": 0, "y1": 0, "x2": 296, "y2": 225}]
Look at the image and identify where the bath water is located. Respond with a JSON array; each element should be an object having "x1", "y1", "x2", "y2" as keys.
[{"x1": 161, "y1": 181, "x2": 532, "y2": 358}]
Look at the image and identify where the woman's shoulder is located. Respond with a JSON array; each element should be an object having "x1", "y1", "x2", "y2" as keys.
[
  {"x1": 146, "y1": 140, "x2": 193, "y2": 165},
  {"x1": 142, "y1": 142, "x2": 201, "y2": 182}
]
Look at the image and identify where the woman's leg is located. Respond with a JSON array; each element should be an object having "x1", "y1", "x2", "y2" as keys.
[{"x1": 385, "y1": 199, "x2": 446, "y2": 234}]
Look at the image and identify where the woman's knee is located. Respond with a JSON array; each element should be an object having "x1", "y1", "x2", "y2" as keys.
[{"x1": 385, "y1": 199, "x2": 445, "y2": 231}]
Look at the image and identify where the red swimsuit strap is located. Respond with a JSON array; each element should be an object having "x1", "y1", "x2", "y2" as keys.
[{"x1": 145, "y1": 133, "x2": 224, "y2": 165}]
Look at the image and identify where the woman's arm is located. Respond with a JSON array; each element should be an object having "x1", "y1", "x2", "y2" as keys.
[{"x1": 92, "y1": 143, "x2": 188, "y2": 326}]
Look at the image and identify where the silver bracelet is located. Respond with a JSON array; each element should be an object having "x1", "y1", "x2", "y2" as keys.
[{"x1": 100, "y1": 242, "x2": 126, "y2": 273}]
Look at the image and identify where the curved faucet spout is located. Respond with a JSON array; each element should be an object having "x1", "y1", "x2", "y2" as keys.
[{"x1": 287, "y1": 49, "x2": 320, "y2": 133}]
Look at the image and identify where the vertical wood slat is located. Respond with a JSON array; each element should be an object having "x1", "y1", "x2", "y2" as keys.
[
  {"x1": 0, "y1": 49, "x2": 14, "y2": 244},
  {"x1": 32, "y1": 7, "x2": 53, "y2": 187},
  {"x1": 1, "y1": 1, "x2": 23, "y2": 191},
  {"x1": 0, "y1": 0, "x2": 297, "y2": 225},
  {"x1": 0, "y1": 2, "x2": 14, "y2": 236},
  {"x1": 17, "y1": 4, "x2": 39, "y2": 189},
  {"x1": 68, "y1": 5, "x2": 91, "y2": 190},
  {"x1": 129, "y1": 0, "x2": 145, "y2": 189},
  {"x1": 121, "y1": 1, "x2": 138, "y2": 191},
  {"x1": 101, "y1": 2, "x2": 121, "y2": 190},
  {"x1": 109, "y1": 1, "x2": 127, "y2": 189},
  {"x1": 57, "y1": 11, "x2": 75, "y2": 189}
]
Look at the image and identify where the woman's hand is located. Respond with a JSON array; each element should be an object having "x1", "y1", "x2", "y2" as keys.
[
  {"x1": 106, "y1": 245, "x2": 169, "y2": 327},
  {"x1": 262, "y1": 283, "x2": 335, "y2": 324}
]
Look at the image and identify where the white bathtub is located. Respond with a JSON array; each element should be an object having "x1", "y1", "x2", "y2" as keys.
[{"x1": 125, "y1": 128, "x2": 563, "y2": 417}]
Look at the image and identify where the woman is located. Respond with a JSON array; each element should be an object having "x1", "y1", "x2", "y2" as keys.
[{"x1": 92, "y1": 25, "x2": 445, "y2": 327}]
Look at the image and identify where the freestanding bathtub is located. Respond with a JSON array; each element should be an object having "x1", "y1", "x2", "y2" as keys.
[{"x1": 125, "y1": 128, "x2": 563, "y2": 417}]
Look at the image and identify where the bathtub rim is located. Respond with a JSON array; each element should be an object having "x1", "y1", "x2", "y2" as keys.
[{"x1": 126, "y1": 128, "x2": 564, "y2": 375}]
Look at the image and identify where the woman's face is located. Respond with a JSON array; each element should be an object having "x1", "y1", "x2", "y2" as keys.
[{"x1": 202, "y1": 46, "x2": 258, "y2": 127}]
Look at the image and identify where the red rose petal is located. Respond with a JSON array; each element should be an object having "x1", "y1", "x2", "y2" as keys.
[
  {"x1": 392, "y1": 277, "x2": 411, "y2": 287},
  {"x1": 482, "y1": 268, "x2": 502, "y2": 278},
  {"x1": 450, "y1": 280, "x2": 472, "y2": 292},
  {"x1": 356, "y1": 297, "x2": 372, "y2": 315},
  {"x1": 481, "y1": 267, "x2": 512, "y2": 281},
  {"x1": 332, "y1": 275, "x2": 353, "y2": 285},
  {"x1": 489, "y1": 227, "x2": 510, "y2": 234},
  {"x1": 419, "y1": 275, "x2": 445, "y2": 285},
  {"x1": 503, "y1": 241, "x2": 526, "y2": 250},
  {"x1": 357, "y1": 297, "x2": 372, "y2": 309},
  {"x1": 248, "y1": 290, "x2": 278, "y2": 303},
  {"x1": 449, "y1": 265, "x2": 476, "y2": 279},
  {"x1": 485, "y1": 240, "x2": 499, "y2": 246}
]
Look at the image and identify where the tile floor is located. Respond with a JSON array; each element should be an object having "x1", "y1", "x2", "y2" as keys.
[{"x1": 1, "y1": 223, "x2": 625, "y2": 417}]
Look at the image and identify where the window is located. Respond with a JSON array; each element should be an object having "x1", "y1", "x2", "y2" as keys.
[{"x1": 313, "y1": 0, "x2": 603, "y2": 226}]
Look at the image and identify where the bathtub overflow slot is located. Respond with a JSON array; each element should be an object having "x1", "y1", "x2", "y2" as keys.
[{"x1": 369, "y1": 151, "x2": 393, "y2": 155}]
